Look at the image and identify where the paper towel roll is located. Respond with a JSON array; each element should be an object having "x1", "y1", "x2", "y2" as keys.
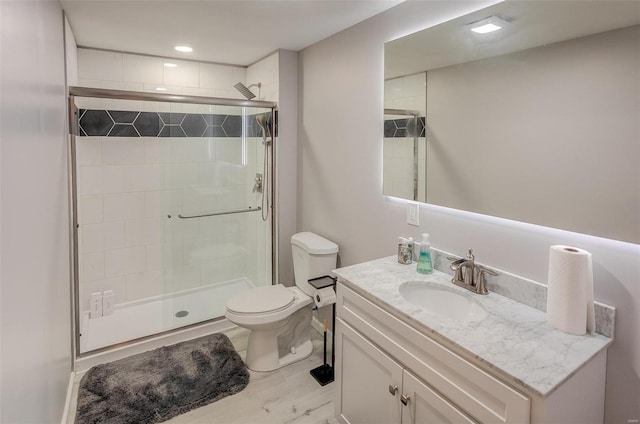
[
  {"x1": 547, "y1": 245, "x2": 595, "y2": 335},
  {"x1": 314, "y1": 287, "x2": 336, "y2": 308}
]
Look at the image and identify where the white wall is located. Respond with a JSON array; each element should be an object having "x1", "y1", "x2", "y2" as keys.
[
  {"x1": 298, "y1": 1, "x2": 639, "y2": 422},
  {"x1": 0, "y1": 1, "x2": 72, "y2": 422},
  {"x1": 277, "y1": 50, "x2": 298, "y2": 285}
]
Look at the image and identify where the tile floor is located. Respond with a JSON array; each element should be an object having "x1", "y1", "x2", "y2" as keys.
[{"x1": 68, "y1": 327, "x2": 339, "y2": 424}]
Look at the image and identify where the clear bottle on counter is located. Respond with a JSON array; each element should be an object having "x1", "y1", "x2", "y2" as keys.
[{"x1": 416, "y1": 233, "x2": 433, "y2": 274}]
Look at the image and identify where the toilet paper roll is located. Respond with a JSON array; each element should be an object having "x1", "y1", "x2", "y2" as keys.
[
  {"x1": 314, "y1": 287, "x2": 336, "y2": 308},
  {"x1": 547, "y1": 245, "x2": 595, "y2": 335}
]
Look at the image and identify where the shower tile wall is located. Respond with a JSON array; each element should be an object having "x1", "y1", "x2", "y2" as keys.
[
  {"x1": 384, "y1": 73, "x2": 426, "y2": 202},
  {"x1": 76, "y1": 49, "x2": 269, "y2": 312}
]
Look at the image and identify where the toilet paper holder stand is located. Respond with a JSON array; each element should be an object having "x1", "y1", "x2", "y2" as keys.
[{"x1": 308, "y1": 275, "x2": 337, "y2": 386}]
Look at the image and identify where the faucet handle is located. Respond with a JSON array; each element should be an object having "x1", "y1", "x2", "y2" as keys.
[
  {"x1": 466, "y1": 249, "x2": 475, "y2": 260},
  {"x1": 475, "y1": 266, "x2": 499, "y2": 295}
]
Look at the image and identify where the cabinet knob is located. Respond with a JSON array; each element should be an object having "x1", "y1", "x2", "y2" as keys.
[
  {"x1": 401, "y1": 394, "x2": 410, "y2": 406},
  {"x1": 388, "y1": 385, "x2": 398, "y2": 396}
]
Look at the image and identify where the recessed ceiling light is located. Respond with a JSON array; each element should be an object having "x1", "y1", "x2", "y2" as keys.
[
  {"x1": 164, "y1": 63, "x2": 178, "y2": 68},
  {"x1": 174, "y1": 45, "x2": 193, "y2": 53},
  {"x1": 468, "y1": 16, "x2": 510, "y2": 34},
  {"x1": 156, "y1": 87, "x2": 167, "y2": 91}
]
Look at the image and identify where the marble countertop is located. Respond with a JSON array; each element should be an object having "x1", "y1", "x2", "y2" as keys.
[{"x1": 333, "y1": 256, "x2": 613, "y2": 398}]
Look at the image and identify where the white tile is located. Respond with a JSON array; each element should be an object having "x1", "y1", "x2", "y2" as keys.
[
  {"x1": 182, "y1": 138, "x2": 211, "y2": 163},
  {"x1": 260, "y1": 81, "x2": 278, "y2": 102},
  {"x1": 78, "y1": 49, "x2": 123, "y2": 81},
  {"x1": 232, "y1": 67, "x2": 246, "y2": 85},
  {"x1": 247, "y1": 53, "x2": 278, "y2": 85},
  {"x1": 169, "y1": 265, "x2": 201, "y2": 291},
  {"x1": 403, "y1": 72, "x2": 426, "y2": 98},
  {"x1": 144, "y1": 190, "x2": 182, "y2": 217},
  {"x1": 199, "y1": 63, "x2": 233, "y2": 90},
  {"x1": 100, "y1": 80, "x2": 144, "y2": 92},
  {"x1": 181, "y1": 188, "x2": 202, "y2": 215},
  {"x1": 125, "y1": 218, "x2": 161, "y2": 247},
  {"x1": 385, "y1": 78, "x2": 403, "y2": 101},
  {"x1": 143, "y1": 83, "x2": 182, "y2": 95},
  {"x1": 162, "y1": 241, "x2": 184, "y2": 268},
  {"x1": 163, "y1": 60, "x2": 199, "y2": 87},
  {"x1": 200, "y1": 258, "x2": 232, "y2": 284},
  {"x1": 103, "y1": 192, "x2": 145, "y2": 221},
  {"x1": 123, "y1": 54, "x2": 163, "y2": 85},
  {"x1": 144, "y1": 139, "x2": 160, "y2": 163},
  {"x1": 79, "y1": 195, "x2": 103, "y2": 224},
  {"x1": 123, "y1": 164, "x2": 162, "y2": 192},
  {"x1": 158, "y1": 139, "x2": 183, "y2": 163},
  {"x1": 102, "y1": 166, "x2": 124, "y2": 193},
  {"x1": 181, "y1": 87, "x2": 215, "y2": 98},
  {"x1": 78, "y1": 78, "x2": 101, "y2": 89},
  {"x1": 102, "y1": 138, "x2": 145, "y2": 165},
  {"x1": 125, "y1": 270, "x2": 162, "y2": 301},
  {"x1": 168, "y1": 218, "x2": 199, "y2": 242},
  {"x1": 146, "y1": 244, "x2": 162, "y2": 271},
  {"x1": 163, "y1": 163, "x2": 199, "y2": 189},
  {"x1": 76, "y1": 137, "x2": 102, "y2": 165},
  {"x1": 82, "y1": 252, "x2": 105, "y2": 282},
  {"x1": 78, "y1": 166, "x2": 103, "y2": 195},
  {"x1": 216, "y1": 138, "x2": 243, "y2": 165},
  {"x1": 81, "y1": 221, "x2": 125, "y2": 253},
  {"x1": 105, "y1": 246, "x2": 146, "y2": 278}
]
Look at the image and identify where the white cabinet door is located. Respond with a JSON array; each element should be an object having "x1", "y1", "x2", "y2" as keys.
[
  {"x1": 401, "y1": 370, "x2": 477, "y2": 424},
  {"x1": 336, "y1": 319, "x2": 403, "y2": 424}
]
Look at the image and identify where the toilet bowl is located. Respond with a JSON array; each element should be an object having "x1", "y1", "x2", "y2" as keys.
[{"x1": 225, "y1": 232, "x2": 338, "y2": 372}]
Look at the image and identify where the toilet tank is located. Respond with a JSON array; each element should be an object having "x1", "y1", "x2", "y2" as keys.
[{"x1": 291, "y1": 232, "x2": 339, "y2": 296}]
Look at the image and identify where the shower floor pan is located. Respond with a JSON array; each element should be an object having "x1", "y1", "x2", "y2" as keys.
[{"x1": 80, "y1": 278, "x2": 254, "y2": 353}]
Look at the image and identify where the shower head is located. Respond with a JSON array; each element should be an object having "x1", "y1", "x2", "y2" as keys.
[{"x1": 234, "y1": 82, "x2": 261, "y2": 100}]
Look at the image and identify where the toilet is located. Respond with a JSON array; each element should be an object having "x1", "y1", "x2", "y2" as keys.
[{"x1": 225, "y1": 232, "x2": 339, "y2": 372}]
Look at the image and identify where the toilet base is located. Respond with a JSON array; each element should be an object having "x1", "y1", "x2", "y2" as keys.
[{"x1": 245, "y1": 307, "x2": 313, "y2": 372}]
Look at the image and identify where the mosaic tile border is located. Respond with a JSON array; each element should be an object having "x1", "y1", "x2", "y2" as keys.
[
  {"x1": 431, "y1": 248, "x2": 616, "y2": 338},
  {"x1": 384, "y1": 116, "x2": 426, "y2": 138},
  {"x1": 77, "y1": 109, "x2": 275, "y2": 138}
]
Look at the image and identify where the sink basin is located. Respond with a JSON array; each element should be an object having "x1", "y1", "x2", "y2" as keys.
[{"x1": 399, "y1": 281, "x2": 488, "y2": 322}]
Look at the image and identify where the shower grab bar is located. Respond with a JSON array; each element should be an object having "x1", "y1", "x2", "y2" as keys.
[{"x1": 178, "y1": 206, "x2": 261, "y2": 219}]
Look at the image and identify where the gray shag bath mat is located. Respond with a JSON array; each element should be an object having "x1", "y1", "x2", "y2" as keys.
[{"x1": 76, "y1": 333, "x2": 249, "y2": 424}]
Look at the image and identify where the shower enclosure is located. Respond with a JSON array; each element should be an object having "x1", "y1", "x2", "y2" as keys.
[{"x1": 69, "y1": 87, "x2": 277, "y2": 355}]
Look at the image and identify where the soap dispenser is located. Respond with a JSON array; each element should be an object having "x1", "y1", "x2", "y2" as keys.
[{"x1": 416, "y1": 233, "x2": 433, "y2": 274}]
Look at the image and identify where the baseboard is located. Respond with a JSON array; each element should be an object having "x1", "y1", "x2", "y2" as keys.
[{"x1": 61, "y1": 371, "x2": 75, "y2": 424}]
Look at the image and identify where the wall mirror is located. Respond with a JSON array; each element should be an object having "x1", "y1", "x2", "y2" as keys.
[{"x1": 383, "y1": 1, "x2": 640, "y2": 244}]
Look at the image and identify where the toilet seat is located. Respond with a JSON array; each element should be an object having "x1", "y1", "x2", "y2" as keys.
[{"x1": 227, "y1": 284, "x2": 294, "y2": 315}]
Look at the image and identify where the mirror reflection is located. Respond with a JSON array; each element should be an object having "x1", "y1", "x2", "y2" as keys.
[{"x1": 383, "y1": 1, "x2": 640, "y2": 243}]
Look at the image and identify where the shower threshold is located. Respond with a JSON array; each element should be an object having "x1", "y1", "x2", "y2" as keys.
[{"x1": 79, "y1": 278, "x2": 254, "y2": 354}]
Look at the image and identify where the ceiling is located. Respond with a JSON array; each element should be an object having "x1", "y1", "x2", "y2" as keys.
[{"x1": 62, "y1": 0, "x2": 404, "y2": 66}]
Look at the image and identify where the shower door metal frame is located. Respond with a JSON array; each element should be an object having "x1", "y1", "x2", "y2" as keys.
[
  {"x1": 68, "y1": 86, "x2": 278, "y2": 359},
  {"x1": 384, "y1": 108, "x2": 421, "y2": 201}
]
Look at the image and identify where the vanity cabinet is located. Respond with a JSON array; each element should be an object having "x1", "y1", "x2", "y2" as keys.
[
  {"x1": 338, "y1": 319, "x2": 475, "y2": 424},
  {"x1": 335, "y1": 283, "x2": 530, "y2": 424},
  {"x1": 335, "y1": 282, "x2": 609, "y2": 424}
]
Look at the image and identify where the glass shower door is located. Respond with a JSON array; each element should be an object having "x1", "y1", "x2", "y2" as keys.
[
  {"x1": 159, "y1": 102, "x2": 273, "y2": 331},
  {"x1": 72, "y1": 89, "x2": 274, "y2": 354}
]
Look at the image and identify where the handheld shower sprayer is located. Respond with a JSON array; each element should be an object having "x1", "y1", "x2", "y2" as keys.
[
  {"x1": 233, "y1": 82, "x2": 261, "y2": 100},
  {"x1": 256, "y1": 114, "x2": 268, "y2": 143}
]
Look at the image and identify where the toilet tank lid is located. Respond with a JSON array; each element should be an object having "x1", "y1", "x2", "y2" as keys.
[{"x1": 291, "y1": 232, "x2": 338, "y2": 254}]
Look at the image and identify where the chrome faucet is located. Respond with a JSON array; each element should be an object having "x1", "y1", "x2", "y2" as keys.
[{"x1": 447, "y1": 249, "x2": 498, "y2": 295}]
